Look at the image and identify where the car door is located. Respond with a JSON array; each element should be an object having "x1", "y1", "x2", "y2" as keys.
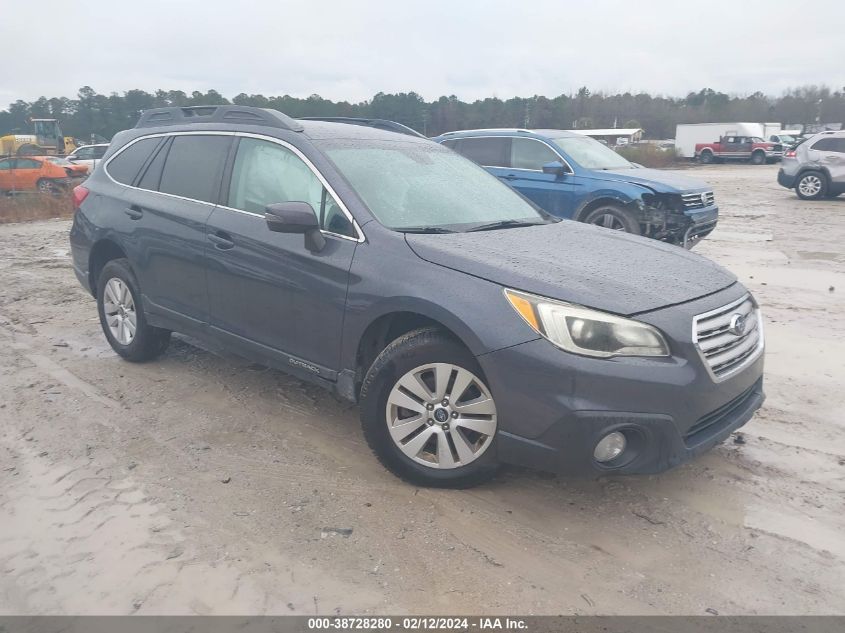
[
  {"x1": 504, "y1": 137, "x2": 582, "y2": 218},
  {"x1": 111, "y1": 133, "x2": 232, "y2": 329},
  {"x1": 0, "y1": 157, "x2": 13, "y2": 190},
  {"x1": 13, "y1": 158, "x2": 44, "y2": 191},
  {"x1": 814, "y1": 137, "x2": 845, "y2": 185},
  {"x1": 205, "y1": 135, "x2": 359, "y2": 377}
]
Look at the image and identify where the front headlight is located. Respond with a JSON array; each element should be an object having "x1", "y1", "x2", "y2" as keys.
[{"x1": 504, "y1": 289, "x2": 670, "y2": 358}]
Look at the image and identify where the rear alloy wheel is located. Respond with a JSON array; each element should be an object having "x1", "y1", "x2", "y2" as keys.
[
  {"x1": 36, "y1": 178, "x2": 57, "y2": 195},
  {"x1": 97, "y1": 258, "x2": 170, "y2": 362},
  {"x1": 360, "y1": 327, "x2": 499, "y2": 488},
  {"x1": 795, "y1": 171, "x2": 827, "y2": 200},
  {"x1": 583, "y1": 204, "x2": 641, "y2": 234},
  {"x1": 750, "y1": 151, "x2": 766, "y2": 165}
]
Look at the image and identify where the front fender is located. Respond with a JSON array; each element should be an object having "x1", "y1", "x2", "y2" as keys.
[{"x1": 573, "y1": 182, "x2": 651, "y2": 221}]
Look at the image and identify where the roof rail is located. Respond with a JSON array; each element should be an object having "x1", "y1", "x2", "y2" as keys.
[
  {"x1": 439, "y1": 128, "x2": 532, "y2": 136},
  {"x1": 135, "y1": 105, "x2": 304, "y2": 132},
  {"x1": 299, "y1": 116, "x2": 424, "y2": 138}
]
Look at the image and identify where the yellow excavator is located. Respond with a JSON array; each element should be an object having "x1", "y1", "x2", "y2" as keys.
[{"x1": 0, "y1": 118, "x2": 78, "y2": 156}]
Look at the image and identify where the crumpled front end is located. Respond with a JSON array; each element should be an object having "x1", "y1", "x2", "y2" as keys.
[{"x1": 639, "y1": 191, "x2": 718, "y2": 249}]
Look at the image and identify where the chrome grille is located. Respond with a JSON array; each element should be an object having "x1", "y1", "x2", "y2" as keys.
[
  {"x1": 681, "y1": 191, "x2": 715, "y2": 209},
  {"x1": 693, "y1": 295, "x2": 763, "y2": 381}
]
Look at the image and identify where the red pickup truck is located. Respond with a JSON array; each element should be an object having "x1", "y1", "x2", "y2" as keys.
[{"x1": 695, "y1": 135, "x2": 783, "y2": 165}]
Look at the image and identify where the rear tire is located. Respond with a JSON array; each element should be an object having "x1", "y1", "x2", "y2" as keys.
[
  {"x1": 582, "y1": 204, "x2": 641, "y2": 234},
  {"x1": 795, "y1": 171, "x2": 827, "y2": 200},
  {"x1": 36, "y1": 178, "x2": 58, "y2": 195},
  {"x1": 359, "y1": 327, "x2": 500, "y2": 488},
  {"x1": 698, "y1": 151, "x2": 714, "y2": 164},
  {"x1": 97, "y1": 258, "x2": 170, "y2": 362}
]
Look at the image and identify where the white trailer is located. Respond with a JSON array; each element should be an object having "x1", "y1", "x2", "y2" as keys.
[{"x1": 674, "y1": 123, "x2": 768, "y2": 158}]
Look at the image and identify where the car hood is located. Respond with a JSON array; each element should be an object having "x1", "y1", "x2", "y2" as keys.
[
  {"x1": 587, "y1": 167, "x2": 711, "y2": 193},
  {"x1": 405, "y1": 221, "x2": 735, "y2": 316}
]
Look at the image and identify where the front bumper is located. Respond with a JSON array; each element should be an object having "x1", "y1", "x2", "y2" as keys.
[
  {"x1": 477, "y1": 288, "x2": 765, "y2": 476},
  {"x1": 681, "y1": 206, "x2": 718, "y2": 248}
]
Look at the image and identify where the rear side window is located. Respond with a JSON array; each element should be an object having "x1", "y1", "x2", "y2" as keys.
[
  {"x1": 137, "y1": 139, "x2": 170, "y2": 191},
  {"x1": 440, "y1": 139, "x2": 459, "y2": 150},
  {"x1": 455, "y1": 137, "x2": 510, "y2": 167},
  {"x1": 811, "y1": 137, "x2": 845, "y2": 152},
  {"x1": 159, "y1": 135, "x2": 231, "y2": 203},
  {"x1": 107, "y1": 138, "x2": 161, "y2": 185},
  {"x1": 511, "y1": 138, "x2": 560, "y2": 170}
]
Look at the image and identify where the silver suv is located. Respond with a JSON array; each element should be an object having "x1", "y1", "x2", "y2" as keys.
[{"x1": 777, "y1": 131, "x2": 845, "y2": 200}]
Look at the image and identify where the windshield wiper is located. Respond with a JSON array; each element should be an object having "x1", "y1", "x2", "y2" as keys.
[
  {"x1": 466, "y1": 219, "x2": 547, "y2": 232},
  {"x1": 399, "y1": 226, "x2": 457, "y2": 234}
]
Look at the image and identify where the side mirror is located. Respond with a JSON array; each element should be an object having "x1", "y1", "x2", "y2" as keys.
[
  {"x1": 265, "y1": 202, "x2": 325, "y2": 251},
  {"x1": 542, "y1": 161, "x2": 567, "y2": 176}
]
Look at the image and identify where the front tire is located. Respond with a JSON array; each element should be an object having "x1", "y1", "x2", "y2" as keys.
[
  {"x1": 750, "y1": 151, "x2": 766, "y2": 165},
  {"x1": 359, "y1": 327, "x2": 500, "y2": 488},
  {"x1": 582, "y1": 204, "x2": 641, "y2": 234},
  {"x1": 795, "y1": 171, "x2": 827, "y2": 200},
  {"x1": 97, "y1": 258, "x2": 170, "y2": 362}
]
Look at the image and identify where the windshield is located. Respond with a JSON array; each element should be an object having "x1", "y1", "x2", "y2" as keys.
[
  {"x1": 778, "y1": 135, "x2": 796, "y2": 143},
  {"x1": 46, "y1": 157, "x2": 71, "y2": 165},
  {"x1": 324, "y1": 140, "x2": 546, "y2": 231},
  {"x1": 548, "y1": 136, "x2": 633, "y2": 170}
]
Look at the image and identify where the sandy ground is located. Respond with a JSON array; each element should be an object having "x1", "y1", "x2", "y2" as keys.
[{"x1": 0, "y1": 164, "x2": 843, "y2": 616}]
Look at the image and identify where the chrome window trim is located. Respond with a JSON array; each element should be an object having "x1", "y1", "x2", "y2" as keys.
[
  {"x1": 691, "y1": 293, "x2": 765, "y2": 383},
  {"x1": 446, "y1": 134, "x2": 575, "y2": 174},
  {"x1": 103, "y1": 130, "x2": 365, "y2": 243}
]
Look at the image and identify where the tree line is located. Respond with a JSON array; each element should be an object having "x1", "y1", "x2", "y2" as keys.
[{"x1": 2, "y1": 85, "x2": 844, "y2": 142}]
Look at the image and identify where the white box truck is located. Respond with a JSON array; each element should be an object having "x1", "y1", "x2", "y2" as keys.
[{"x1": 675, "y1": 123, "x2": 776, "y2": 158}]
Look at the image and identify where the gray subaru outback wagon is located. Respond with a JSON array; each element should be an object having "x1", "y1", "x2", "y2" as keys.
[{"x1": 69, "y1": 106, "x2": 765, "y2": 488}]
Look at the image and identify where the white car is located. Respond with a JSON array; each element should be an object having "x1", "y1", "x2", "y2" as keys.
[{"x1": 66, "y1": 144, "x2": 109, "y2": 171}]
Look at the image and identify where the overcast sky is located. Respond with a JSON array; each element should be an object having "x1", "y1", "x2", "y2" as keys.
[{"x1": 2, "y1": 0, "x2": 843, "y2": 107}]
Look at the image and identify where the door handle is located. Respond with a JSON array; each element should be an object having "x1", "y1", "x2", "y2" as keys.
[
  {"x1": 208, "y1": 231, "x2": 235, "y2": 250},
  {"x1": 503, "y1": 174, "x2": 518, "y2": 180},
  {"x1": 124, "y1": 205, "x2": 143, "y2": 220}
]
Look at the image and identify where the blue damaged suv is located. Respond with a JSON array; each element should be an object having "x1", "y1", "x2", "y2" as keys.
[{"x1": 434, "y1": 129, "x2": 719, "y2": 247}]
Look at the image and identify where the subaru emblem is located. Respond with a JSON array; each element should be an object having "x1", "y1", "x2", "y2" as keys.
[{"x1": 728, "y1": 313, "x2": 747, "y2": 336}]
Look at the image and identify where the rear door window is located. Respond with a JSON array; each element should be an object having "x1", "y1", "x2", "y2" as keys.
[
  {"x1": 159, "y1": 135, "x2": 231, "y2": 203},
  {"x1": 107, "y1": 138, "x2": 162, "y2": 185},
  {"x1": 510, "y1": 138, "x2": 560, "y2": 170},
  {"x1": 455, "y1": 137, "x2": 510, "y2": 167}
]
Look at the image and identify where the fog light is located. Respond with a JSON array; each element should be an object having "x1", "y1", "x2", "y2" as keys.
[{"x1": 594, "y1": 431, "x2": 626, "y2": 463}]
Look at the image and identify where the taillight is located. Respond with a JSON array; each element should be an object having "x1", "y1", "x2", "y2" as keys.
[
  {"x1": 72, "y1": 185, "x2": 89, "y2": 209},
  {"x1": 784, "y1": 150, "x2": 796, "y2": 158}
]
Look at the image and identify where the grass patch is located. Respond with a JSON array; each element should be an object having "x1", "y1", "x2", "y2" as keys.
[
  {"x1": 0, "y1": 193, "x2": 74, "y2": 224},
  {"x1": 616, "y1": 144, "x2": 681, "y2": 169}
]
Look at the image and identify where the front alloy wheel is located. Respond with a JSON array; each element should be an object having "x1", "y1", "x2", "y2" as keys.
[
  {"x1": 359, "y1": 327, "x2": 500, "y2": 488},
  {"x1": 386, "y1": 363, "x2": 497, "y2": 469}
]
